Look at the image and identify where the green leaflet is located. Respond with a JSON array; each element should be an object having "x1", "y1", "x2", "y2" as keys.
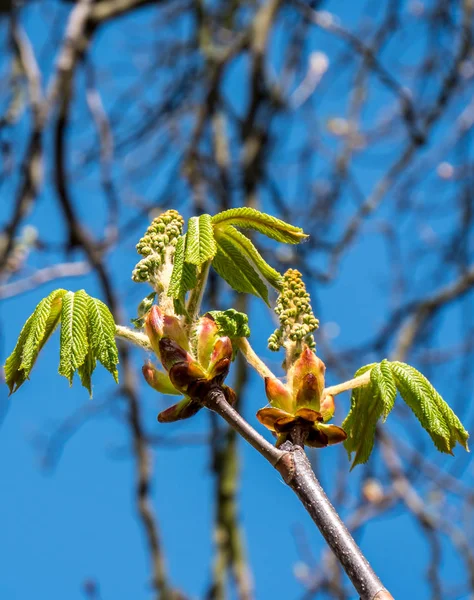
[
  {"x1": 220, "y1": 226, "x2": 283, "y2": 289},
  {"x1": 185, "y1": 214, "x2": 217, "y2": 266},
  {"x1": 78, "y1": 347, "x2": 97, "y2": 397},
  {"x1": 5, "y1": 288, "x2": 120, "y2": 397},
  {"x1": 168, "y1": 235, "x2": 198, "y2": 314},
  {"x1": 5, "y1": 289, "x2": 67, "y2": 394},
  {"x1": 212, "y1": 235, "x2": 270, "y2": 304},
  {"x1": 342, "y1": 363, "x2": 378, "y2": 469},
  {"x1": 59, "y1": 290, "x2": 90, "y2": 384},
  {"x1": 212, "y1": 207, "x2": 307, "y2": 244},
  {"x1": 391, "y1": 361, "x2": 469, "y2": 454},
  {"x1": 342, "y1": 360, "x2": 469, "y2": 468},
  {"x1": 207, "y1": 309, "x2": 251, "y2": 339},
  {"x1": 87, "y1": 296, "x2": 119, "y2": 383}
]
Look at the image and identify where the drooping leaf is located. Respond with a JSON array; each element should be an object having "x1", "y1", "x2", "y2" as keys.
[
  {"x1": 184, "y1": 214, "x2": 217, "y2": 266},
  {"x1": 168, "y1": 235, "x2": 197, "y2": 314},
  {"x1": 371, "y1": 359, "x2": 397, "y2": 421},
  {"x1": 59, "y1": 290, "x2": 90, "y2": 384},
  {"x1": 87, "y1": 295, "x2": 119, "y2": 383},
  {"x1": 212, "y1": 207, "x2": 307, "y2": 244},
  {"x1": 342, "y1": 363, "x2": 380, "y2": 469},
  {"x1": 4, "y1": 288, "x2": 67, "y2": 394},
  {"x1": 20, "y1": 289, "x2": 66, "y2": 375},
  {"x1": 218, "y1": 226, "x2": 283, "y2": 289},
  {"x1": 390, "y1": 361, "x2": 469, "y2": 454},
  {"x1": 78, "y1": 346, "x2": 97, "y2": 397},
  {"x1": 206, "y1": 309, "x2": 251, "y2": 339},
  {"x1": 212, "y1": 235, "x2": 269, "y2": 303}
]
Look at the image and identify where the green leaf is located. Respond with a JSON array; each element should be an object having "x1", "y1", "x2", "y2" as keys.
[
  {"x1": 59, "y1": 290, "x2": 90, "y2": 384},
  {"x1": 212, "y1": 207, "x2": 307, "y2": 244},
  {"x1": 184, "y1": 214, "x2": 217, "y2": 266},
  {"x1": 4, "y1": 288, "x2": 67, "y2": 394},
  {"x1": 168, "y1": 235, "x2": 198, "y2": 314},
  {"x1": 212, "y1": 235, "x2": 269, "y2": 304},
  {"x1": 78, "y1": 347, "x2": 96, "y2": 397},
  {"x1": 218, "y1": 226, "x2": 283, "y2": 289},
  {"x1": 390, "y1": 361, "x2": 469, "y2": 454},
  {"x1": 207, "y1": 309, "x2": 251, "y2": 339},
  {"x1": 371, "y1": 359, "x2": 397, "y2": 421},
  {"x1": 342, "y1": 363, "x2": 380, "y2": 469},
  {"x1": 87, "y1": 295, "x2": 119, "y2": 383},
  {"x1": 20, "y1": 289, "x2": 66, "y2": 375}
]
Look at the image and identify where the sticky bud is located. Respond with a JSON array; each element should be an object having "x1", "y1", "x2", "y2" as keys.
[
  {"x1": 264, "y1": 377, "x2": 293, "y2": 413},
  {"x1": 157, "y1": 397, "x2": 202, "y2": 423},
  {"x1": 163, "y1": 315, "x2": 189, "y2": 351},
  {"x1": 195, "y1": 316, "x2": 219, "y2": 369},
  {"x1": 142, "y1": 362, "x2": 181, "y2": 395},
  {"x1": 295, "y1": 373, "x2": 321, "y2": 412},
  {"x1": 158, "y1": 337, "x2": 193, "y2": 372},
  {"x1": 320, "y1": 394, "x2": 335, "y2": 422},
  {"x1": 207, "y1": 337, "x2": 233, "y2": 375},
  {"x1": 289, "y1": 346, "x2": 325, "y2": 404},
  {"x1": 145, "y1": 305, "x2": 164, "y2": 356},
  {"x1": 168, "y1": 362, "x2": 206, "y2": 393}
]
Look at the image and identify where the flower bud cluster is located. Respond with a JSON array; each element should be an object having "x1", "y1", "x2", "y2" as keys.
[
  {"x1": 268, "y1": 269, "x2": 319, "y2": 352},
  {"x1": 257, "y1": 345, "x2": 346, "y2": 448},
  {"x1": 143, "y1": 306, "x2": 235, "y2": 422},
  {"x1": 132, "y1": 210, "x2": 184, "y2": 288}
]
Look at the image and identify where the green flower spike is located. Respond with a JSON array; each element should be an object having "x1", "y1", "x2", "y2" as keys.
[
  {"x1": 257, "y1": 345, "x2": 346, "y2": 448},
  {"x1": 132, "y1": 210, "x2": 184, "y2": 306}
]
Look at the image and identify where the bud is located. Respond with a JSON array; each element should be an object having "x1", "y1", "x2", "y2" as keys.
[
  {"x1": 256, "y1": 407, "x2": 292, "y2": 431},
  {"x1": 320, "y1": 393, "x2": 335, "y2": 422},
  {"x1": 158, "y1": 337, "x2": 193, "y2": 372},
  {"x1": 168, "y1": 362, "x2": 206, "y2": 394},
  {"x1": 162, "y1": 314, "x2": 189, "y2": 351},
  {"x1": 264, "y1": 377, "x2": 293, "y2": 413},
  {"x1": 289, "y1": 346, "x2": 325, "y2": 411},
  {"x1": 157, "y1": 397, "x2": 201, "y2": 423},
  {"x1": 142, "y1": 362, "x2": 181, "y2": 395},
  {"x1": 145, "y1": 305, "x2": 164, "y2": 356},
  {"x1": 207, "y1": 337, "x2": 233, "y2": 378},
  {"x1": 312, "y1": 423, "x2": 347, "y2": 447},
  {"x1": 195, "y1": 316, "x2": 219, "y2": 369}
]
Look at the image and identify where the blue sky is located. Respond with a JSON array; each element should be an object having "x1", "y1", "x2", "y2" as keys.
[{"x1": 1, "y1": 1, "x2": 474, "y2": 599}]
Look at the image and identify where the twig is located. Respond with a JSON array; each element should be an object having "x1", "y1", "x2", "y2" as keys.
[{"x1": 202, "y1": 387, "x2": 393, "y2": 600}]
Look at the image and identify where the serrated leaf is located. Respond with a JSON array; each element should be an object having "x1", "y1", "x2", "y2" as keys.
[
  {"x1": 168, "y1": 235, "x2": 197, "y2": 312},
  {"x1": 390, "y1": 361, "x2": 469, "y2": 454},
  {"x1": 59, "y1": 290, "x2": 89, "y2": 384},
  {"x1": 371, "y1": 359, "x2": 397, "y2": 421},
  {"x1": 342, "y1": 363, "x2": 380, "y2": 469},
  {"x1": 5, "y1": 313, "x2": 34, "y2": 394},
  {"x1": 78, "y1": 346, "x2": 96, "y2": 397},
  {"x1": 207, "y1": 309, "x2": 251, "y2": 338},
  {"x1": 218, "y1": 226, "x2": 283, "y2": 289},
  {"x1": 4, "y1": 289, "x2": 67, "y2": 394},
  {"x1": 87, "y1": 296, "x2": 119, "y2": 383},
  {"x1": 212, "y1": 207, "x2": 307, "y2": 244},
  {"x1": 185, "y1": 214, "x2": 217, "y2": 266},
  {"x1": 212, "y1": 236, "x2": 269, "y2": 304},
  {"x1": 20, "y1": 289, "x2": 66, "y2": 375}
]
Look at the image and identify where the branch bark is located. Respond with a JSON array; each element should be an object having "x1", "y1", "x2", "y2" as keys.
[{"x1": 202, "y1": 387, "x2": 393, "y2": 600}]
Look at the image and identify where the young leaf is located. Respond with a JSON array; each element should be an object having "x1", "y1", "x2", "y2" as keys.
[
  {"x1": 185, "y1": 214, "x2": 217, "y2": 266},
  {"x1": 218, "y1": 226, "x2": 283, "y2": 289},
  {"x1": 87, "y1": 295, "x2": 119, "y2": 383},
  {"x1": 212, "y1": 207, "x2": 308, "y2": 244},
  {"x1": 390, "y1": 361, "x2": 469, "y2": 454},
  {"x1": 342, "y1": 363, "x2": 380, "y2": 469},
  {"x1": 206, "y1": 309, "x2": 251, "y2": 339},
  {"x1": 212, "y1": 235, "x2": 269, "y2": 303},
  {"x1": 59, "y1": 290, "x2": 90, "y2": 384},
  {"x1": 168, "y1": 235, "x2": 197, "y2": 314},
  {"x1": 4, "y1": 288, "x2": 67, "y2": 394},
  {"x1": 78, "y1": 347, "x2": 97, "y2": 397},
  {"x1": 371, "y1": 359, "x2": 397, "y2": 420}
]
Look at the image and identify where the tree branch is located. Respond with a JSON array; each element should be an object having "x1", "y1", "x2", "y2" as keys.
[{"x1": 202, "y1": 387, "x2": 393, "y2": 600}]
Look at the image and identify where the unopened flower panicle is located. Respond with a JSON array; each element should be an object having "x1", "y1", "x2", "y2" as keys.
[
  {"x1": 132, "y1": 210, "x2": 184, "y2": 291},
  {"x1": 268, "y1": 269, "x2": 319, "y2": 352}
]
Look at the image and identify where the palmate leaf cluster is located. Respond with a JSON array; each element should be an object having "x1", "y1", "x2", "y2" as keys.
[
  {"x1": 342, "y1": 359, "x2": 469, "y2": 469},
  {"x1": 5, "y1": 289, "x2": 119, "y2": 397},
  {"x1": 168, "y1": 207, "x2": 307, "y2": 312}
]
